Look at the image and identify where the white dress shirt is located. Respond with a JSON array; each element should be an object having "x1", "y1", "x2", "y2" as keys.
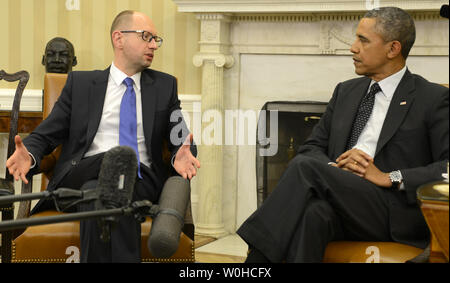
[
  {"x1": 84, "y1": 62, "x2": 151, "y2": 167},
  {"x1": 353, "y1": 66, "x2": 407, "y2": 158}
]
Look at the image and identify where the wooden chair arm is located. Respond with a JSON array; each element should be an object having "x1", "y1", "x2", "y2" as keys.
[
  {"x1": 39, "y1": 146, "x2": 62, "y2": 178},
  {"x1": 16, "y1": 182, "x2": 33, "y2": 220}
]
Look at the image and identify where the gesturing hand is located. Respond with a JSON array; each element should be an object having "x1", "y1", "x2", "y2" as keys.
[
  {"x1": 173, "y1": 133, "x2": 201, "y2": 180},
  {"x1": 5, "y1": 135, "x2": 32, "y2": 184}
]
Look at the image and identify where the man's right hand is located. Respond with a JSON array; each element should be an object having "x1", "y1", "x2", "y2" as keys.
[
  {"x1": 335, "y1": 148, "x2": 373, "y2": 177},
  {"x1": 6, "y1": 135, "x2": 32, "y2": 184}
]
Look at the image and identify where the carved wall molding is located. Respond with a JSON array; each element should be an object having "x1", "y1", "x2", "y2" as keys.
[
  {"x1": 229, "y1": 12, "x2": 448, "y2": 56},
  {"x1": 319, "y1": 22, "x2": 356, "y2": 54},
  {"x1": 174, "y1": 0, "x2": 446, "y2": 13},
  {"x1": 232, "y1": 11, "x2": 441, "y2": 22},
  {"x1": 0, "y1": 89, "x2": 42, "y2": 111},
  {"x1": 196, "y1": 13, "x2": 233, "y2": 21},
  {"x1": 193, "y1": 53, "x2": 235, "y2": 68},
  {"x1": 0, "y1": 90, "x2": 200, "y2": 112}
]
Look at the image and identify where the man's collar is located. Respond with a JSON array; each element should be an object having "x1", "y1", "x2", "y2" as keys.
[
  {"x1": 110, "y1": 62, "x2": 142, "y2": 90},
  {"x1": 370, "y1": 66, "x2": 407, "y2": 99}
]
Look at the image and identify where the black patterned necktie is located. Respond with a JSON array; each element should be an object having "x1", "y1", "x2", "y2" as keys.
[{"x1": 346, "y1": 82, "x2": 381, "y2": 150}]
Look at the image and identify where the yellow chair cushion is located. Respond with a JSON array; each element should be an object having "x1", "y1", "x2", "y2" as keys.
[
  {"x1": 323, "y1": 241, "x2": 424, "y2": 263},
  {"x1": 12, "y1": 210, "x2": 194, "y2": 263}
]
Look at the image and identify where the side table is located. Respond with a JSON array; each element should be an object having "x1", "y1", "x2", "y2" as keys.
[{"x1": 417, "y1": 181, "x2": 449, "y2": 263}]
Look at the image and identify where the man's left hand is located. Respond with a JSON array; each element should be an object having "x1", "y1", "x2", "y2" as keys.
[
  {"x1": 362, "y1": 161, "x2": 392, "y2": 188},
  {"x1": 173, "y1": 133, "x2": 201, "y2": 180}
]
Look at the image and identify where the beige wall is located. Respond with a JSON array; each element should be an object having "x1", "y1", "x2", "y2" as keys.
[{"x1": 0, "y1": 0, "x2": 201, "y2": 95}]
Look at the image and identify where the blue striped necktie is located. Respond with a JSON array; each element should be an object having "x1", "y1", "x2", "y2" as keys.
[{"x1": 120, "y1": 77, "x2": 142, "y2": 179}]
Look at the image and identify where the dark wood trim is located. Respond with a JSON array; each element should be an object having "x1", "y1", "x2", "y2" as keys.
[{"x1": 0, "y1": 111, "x2": 43, "y2": 134}]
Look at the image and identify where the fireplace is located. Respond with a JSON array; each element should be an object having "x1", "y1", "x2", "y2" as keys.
[{"x1": 256, "y1": 101, "x2": 327, "y2": 208}]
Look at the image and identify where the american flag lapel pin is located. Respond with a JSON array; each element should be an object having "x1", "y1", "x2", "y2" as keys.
[{"x1": 400, "y1": 101, "x2": 407, "y2": 105}]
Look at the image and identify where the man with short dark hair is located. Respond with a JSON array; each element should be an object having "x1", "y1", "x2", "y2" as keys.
[
  {"x1": 238, "y1": 7, "x2": 449, "y2": 263},
  {"x1": 7, "y1": 10, "x2": 200, "y2": 262},
  {"x1": 42, "y1": 37, "x2": 77, "y2": 74}
]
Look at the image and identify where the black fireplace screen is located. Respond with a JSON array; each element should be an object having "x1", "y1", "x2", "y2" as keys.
[{"x1": 256, "y1": 101, "x2": 328, "y2": 208}]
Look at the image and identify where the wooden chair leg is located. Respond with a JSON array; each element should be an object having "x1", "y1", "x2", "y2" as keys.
[{"x1": 1, "y1": 208, "x2": 14, "y2": 263}]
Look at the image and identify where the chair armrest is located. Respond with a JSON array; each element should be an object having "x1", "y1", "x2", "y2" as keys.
[
  {"x1": 0, "y1": 179, "x2": 14, "y2": 196},
  {"x1": 39, "y1": 146, "x2": 62, "y2": 176},
  {"x1": 0, "y1": 189, "x2": 12, "y2": 198}
]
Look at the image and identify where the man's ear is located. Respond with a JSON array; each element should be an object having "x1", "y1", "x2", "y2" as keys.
[
  {"x1": 72, "y1": 56, "x2": 78, "y2": 67},
  {"x1": 111, "y1": 31, "x2": 123, "y2": 49},
  {"x1": 41, "y1": 55, "x2": 46, "y2": 66},
  {"x1": 387, "y1": 41, "x2": 402, "y2": 59}
]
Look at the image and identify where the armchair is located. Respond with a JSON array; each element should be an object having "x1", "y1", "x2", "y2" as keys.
[
  {"x1": 9, "y1": 73, "x2": 194, "y2": 263},
  {"x1": 256, "y1": 101, "x2": 425, "y2": 263},
  {"x1": 0, "y1": 70, "x2": 30, "y2": 263}
]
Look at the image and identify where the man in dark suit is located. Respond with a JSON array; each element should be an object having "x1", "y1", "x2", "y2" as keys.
[
  {"x1": 238, "y1": 7, "x2": 449, "y2": 262},
  {"x1": 6, "y1": 10, "x2": 200, "y2": 262}
]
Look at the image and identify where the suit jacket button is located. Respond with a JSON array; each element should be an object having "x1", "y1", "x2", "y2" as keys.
[{"x1": 71, "y1": 160, "x2": 77, "y2": 166}]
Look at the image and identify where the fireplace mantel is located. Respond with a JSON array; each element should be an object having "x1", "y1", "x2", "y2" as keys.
[{"x1": 173, "y1": 0, "x2": 445, "y2": 13}]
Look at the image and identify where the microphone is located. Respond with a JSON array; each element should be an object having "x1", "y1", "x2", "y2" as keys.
[
  {"x1": 441, "y1": 4, "x2": 449, "y2": 19},
  {"x1": 95, "y1": 146, "x2": 138, "y2": 241},
  {"x1": 147, "y1": 176, "x2": 190, "y2": 258},
  {"x1": 0, "y1": 146, "x2": 141, "y2": 233}
]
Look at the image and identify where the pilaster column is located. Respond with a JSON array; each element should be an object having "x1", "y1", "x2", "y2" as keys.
[{"x1": 193, "y1": 13, "x2": 234, "y2": 238}]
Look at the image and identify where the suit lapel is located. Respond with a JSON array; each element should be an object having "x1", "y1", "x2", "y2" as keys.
[
  {"x1": 86, "y1": 68, "x2": 109, "y2": 148},
  {"x1": 140, "y1": 70, "x2": 157, "y2": 156},
  {"x1": 333, "y1": 77, "x2": 371, "y2": 156},
  {"x1": 375, "y1": 69, "x2": 416, "y2": 156}
]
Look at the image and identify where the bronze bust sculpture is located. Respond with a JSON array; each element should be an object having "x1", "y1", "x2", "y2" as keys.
[{"x1": 42, "y1": 37, "x2": 77, "y2": 73}]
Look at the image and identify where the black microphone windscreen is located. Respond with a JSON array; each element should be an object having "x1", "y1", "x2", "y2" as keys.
[
  {"x1": 441, "y1": 4, "x2": 449, "y2": 19},
  {"x1": 148, "y1": 176, "x2": 190, "y2": 258},
  {"x1": 95, "y1": 146, "x2": 137, "y2": 211}
]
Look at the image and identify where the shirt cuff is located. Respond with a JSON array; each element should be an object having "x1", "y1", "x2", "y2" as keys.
[
  {"x1": 29, "y1": 152, "x2": 37, "y2": 169},
  {"x1": 171, "y1": 154, "x2": 176, "y2": 168}
]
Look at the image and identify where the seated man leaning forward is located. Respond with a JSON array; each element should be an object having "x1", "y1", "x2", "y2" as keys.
[
  {"x1": 6, "y1": 10, "x2": 200, "y2": 263},
  {"x1": 238, "y1": 7, "x2": 449, "y2": 263}
]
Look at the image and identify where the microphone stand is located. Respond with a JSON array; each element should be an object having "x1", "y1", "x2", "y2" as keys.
[
  {"x1": 0, "y1": 199, "x2": 159, "y2": 232},
  {"x1": 0, "y1": 188, "x2": 87, "y2": 207},
  {"x1": 0, "y1": 188, "x2": 160, "y2": 233}
]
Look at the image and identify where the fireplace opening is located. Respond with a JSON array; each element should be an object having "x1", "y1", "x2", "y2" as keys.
[{"x1": 256, "y1": 101, "x2": 328, "y2": 208}]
